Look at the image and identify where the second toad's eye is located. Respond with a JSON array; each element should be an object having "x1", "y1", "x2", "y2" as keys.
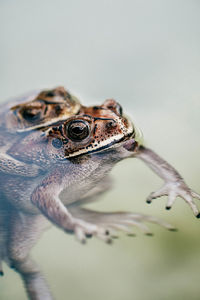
[
  {"x1": 45, "y1": 91, "x2": 55, "y2": 97},
  {"x1": 67, "y1": 120, "x2": 90, "y2": 141},
  {"x1": 22, "y1": 109, "x2": 41, "y2": 122}
]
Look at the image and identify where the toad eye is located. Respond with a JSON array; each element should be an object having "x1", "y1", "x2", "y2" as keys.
[
  {"x1": 67, "y1": 120, "x2": 90, "y2": 141},
  {"x1": 22, "y1": 109, "x2": 41, "y2": 122}
]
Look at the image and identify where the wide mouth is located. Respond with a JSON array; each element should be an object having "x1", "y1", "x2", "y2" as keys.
[{"x1": 77, "y1": 131, "x2": 135, "y2": 156}]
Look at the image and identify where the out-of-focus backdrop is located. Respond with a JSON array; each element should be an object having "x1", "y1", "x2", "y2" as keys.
[{"x1": 0, "y1": 1, "x2": 200, "y2": 299}]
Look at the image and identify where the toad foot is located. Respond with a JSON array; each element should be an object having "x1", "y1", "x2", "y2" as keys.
[{"x1": 146, "y1": 181, "x2": 200, "y2": 217}]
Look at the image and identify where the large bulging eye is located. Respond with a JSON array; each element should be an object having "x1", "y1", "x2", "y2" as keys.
[{"x1": 67, "y1": 120, "x2": 90, "y2": 141}]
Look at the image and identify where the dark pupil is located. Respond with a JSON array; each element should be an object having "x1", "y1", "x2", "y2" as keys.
[
  {"x1": 73, "y1": 126, "x2": 84, "y2": 134},
  {"x1": 68, "y1": 121, "x2": 89, "y2": 141},
  {"x1": 45, "y1": 91, "x2": 55, "y2": 97},
  {"x1": 22, "y1": 109, "x2": 41, "y2": 122}
]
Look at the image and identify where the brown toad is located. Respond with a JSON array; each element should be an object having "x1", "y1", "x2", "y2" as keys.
[{"x1": 0, "y1": 86, "x2": 80, "y2": 176}]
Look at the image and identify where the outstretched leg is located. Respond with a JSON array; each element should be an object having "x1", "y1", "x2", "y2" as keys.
[
  {"x1": 67, "y1": 176, "x2": 175, "y2": 242},
  {"x1": 7, "y1": 210, "x2": 53, "y2": 300}
]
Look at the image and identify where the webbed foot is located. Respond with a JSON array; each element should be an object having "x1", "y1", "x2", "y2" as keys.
[
  {"x1": 136, "y1": 146, "x2": 200, "y2": 218},
  {"x1": 68, "y1": 208, "x2": 176, "y2": 239}
]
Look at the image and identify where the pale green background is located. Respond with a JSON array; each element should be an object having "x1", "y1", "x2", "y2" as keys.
[{"x1": 0, "y1": 1, "x2": 200, "y2": 299}]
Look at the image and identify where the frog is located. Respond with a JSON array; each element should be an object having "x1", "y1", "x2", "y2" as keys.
[
  {"x1": 0, "y1": 86, "x2": 81, "y2": 177},
  {"x1": 0, "y1": 97, "x2": 200, "y2": 300}
]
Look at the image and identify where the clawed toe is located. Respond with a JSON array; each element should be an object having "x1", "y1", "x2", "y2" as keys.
[
  {"x1": 146, "y1": 186, "x2": 167, "y2": 204},
  {"x1": 73, "y1": 221, "x2": 112, "y2": 244}
]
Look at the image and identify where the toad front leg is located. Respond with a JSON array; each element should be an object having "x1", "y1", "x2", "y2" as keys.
[
  {"x1": 0, "y1": 152, "x2": 41, "y2": 177},
  {"x1": 135, "y1": 146, "x2": 200, "y2": 217},
  {"x1": 31, "y1": 168, "x2": 112, "y2": 243}
]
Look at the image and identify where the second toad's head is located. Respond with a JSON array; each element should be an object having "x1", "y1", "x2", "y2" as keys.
[{"x1": 9, "y1": 86, "x2": 80, "y2": 131}]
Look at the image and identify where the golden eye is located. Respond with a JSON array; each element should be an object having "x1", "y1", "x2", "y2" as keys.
[{"x1": 67, "y1": 120, "x2": 90, "y2": 141}]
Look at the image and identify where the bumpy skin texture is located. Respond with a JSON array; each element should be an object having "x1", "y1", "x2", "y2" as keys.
[
  {"x1": 0, "y1": 86, "x2": 80, "y2": 177},
  {"x1": 0, "y1": 93, "x2": 200, "y2": 300}
]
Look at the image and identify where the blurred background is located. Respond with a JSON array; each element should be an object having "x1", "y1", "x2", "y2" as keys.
[{"x1": 0, "y1": 0, "x2": 200, "y2": 299}]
